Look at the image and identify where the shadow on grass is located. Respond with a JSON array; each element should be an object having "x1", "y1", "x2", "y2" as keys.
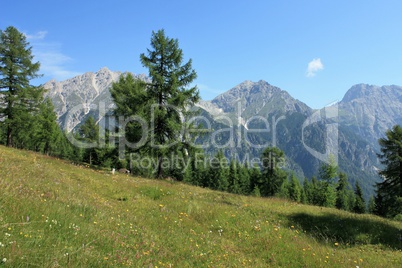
[{"x1": 289, "y1": 212, "x2": 402, "y2": 249}]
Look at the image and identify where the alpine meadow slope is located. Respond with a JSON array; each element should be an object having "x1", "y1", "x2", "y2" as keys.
[{"x1": 0, "y1": 145, "x2": 401, "y2": 267}]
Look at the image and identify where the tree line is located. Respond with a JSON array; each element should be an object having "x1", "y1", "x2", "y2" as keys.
[{"x1": 0, "y1": 26, "x2": 401, "y2": 220}]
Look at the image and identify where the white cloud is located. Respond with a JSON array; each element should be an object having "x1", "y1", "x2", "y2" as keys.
[
  {"x1": 34, "y1": 49, "x2": 81, "y2": 80},
  {"x1": 25, "y1": 31, "x2": 81, "y2": 81},
  {"x1": 306, "y1": 58, "x2": 324, "y2": 77},
  {"x1": 24, "y1": 31, "x2": 48, "y2": 40}
]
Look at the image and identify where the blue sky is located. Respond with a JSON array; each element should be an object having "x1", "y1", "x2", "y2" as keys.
[{"x1": 2, "y1": 0, "x2": 402, "y2": 108}]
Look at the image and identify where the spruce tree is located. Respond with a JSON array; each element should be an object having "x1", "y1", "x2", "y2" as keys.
[
  {"x1": 237, "y1": 162, "x2": 251, "y2": 195},
  {"x1": 303, "y1": 178, "x2": 313, "y2": 204},
  {"x1": 208, "y1": 151, "x2": 229, "y2": 191},
  {"x1": 288, "y1": 174, "x2": 301, "y2": 202},
  {"x1": 323, "y1": 184, "x2": 337, "y2": 208},
  {"x1": 229, "y1": 159, "x2": 240, "y2": 194},
  {"x1": 0, "y1": 26, "x2": 43, "y2": 147},
  {"x1": 261, "y1": 147, "x2": 287, "y2": 196},
  {"x1": 249, "y1": 163, "x2": 262, "y2": 196},
  {"x1": 376, "y1": 125, "x2": 402, "y2": 217},
  {"x1": 277, "y1": 178, "x2": 290, "y2": 199},
  {"x1": 140, "y1": 29, "x2": 199, "y2": 178},
  {"x1": 335, "y1": 172, "x2": 350, "y2": 211},
  {"x1": 353, "y1": 181, "x2": 366, "y2": 214}
]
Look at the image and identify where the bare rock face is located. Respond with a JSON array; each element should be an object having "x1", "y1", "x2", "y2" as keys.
[
  {"x1": 44, "y1": 67, "x2": 147, "y2": 132},
  {"x1": 210, "y1": 80, "x2": 311, "y2": 117},
  {"x1": 339, "y1": 84, "x2": 402, "y2": 147}
]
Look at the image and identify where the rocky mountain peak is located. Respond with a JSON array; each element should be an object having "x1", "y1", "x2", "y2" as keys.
[
  {"x1": 209, "y1": 80, "x2": 310, "y2": 116},
  {"x1": 339, "y1": 83, "x2": 402, "y2": 146},
  {"x1": 43, "y1": 67, "x2": 144, "y2": 132}
]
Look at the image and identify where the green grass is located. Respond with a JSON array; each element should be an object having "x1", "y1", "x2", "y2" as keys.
[{"x1": 0, "y1": 145, "x2": 401, "y2": 267}]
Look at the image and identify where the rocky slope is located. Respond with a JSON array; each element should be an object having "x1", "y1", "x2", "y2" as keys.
[
  {"x1": 43, "y1": 67, "x2": 147, "y2": 132},
  {"x1": 338, "y1": 84, "x2": 402, "y2": 147}
]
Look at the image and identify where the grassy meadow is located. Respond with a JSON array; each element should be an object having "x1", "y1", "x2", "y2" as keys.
[{"x1": 0, "y1": 145, "x2": 401, "y2": 267}]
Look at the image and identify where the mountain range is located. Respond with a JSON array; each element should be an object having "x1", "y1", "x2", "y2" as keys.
[{"x1": 43, "y1": 67, "x2": 402, "y2": 198}]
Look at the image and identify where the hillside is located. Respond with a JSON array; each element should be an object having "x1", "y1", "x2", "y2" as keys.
[{"x1": 0, "y1": 146, "x2": 401, "y2": 267}]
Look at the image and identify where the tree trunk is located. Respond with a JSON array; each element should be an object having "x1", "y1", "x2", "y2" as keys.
[
  {"x1": 399, "y1": 159, "x2": 402, "y2": 195},
  {"x1": 6, "y1": 125, "x2": 12, "y2": 147},
  {"x1": 157, "y1": 156, "x2": 163, "y2": 178}
]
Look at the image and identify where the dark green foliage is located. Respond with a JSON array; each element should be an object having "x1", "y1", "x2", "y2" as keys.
[
  {"x1": 353, "y1": 181, "x2": 366, "y2": 214},
  {"x1": 228, "y1": 159, "x2": 239, "y2": 193},
  {"x1": 336, "y1": 172, "x2": 351, "y2": 211},
  {"x1": 109, "y1": 74, "x2": 148, "y2": 148},
  {"x1": 277, "y1": 178, "x2": 290, "y2": 199},
  {"x1": 249, "y1": 163, "x2": 262, "y2": 193},
  {"x1": 0, "y1": 26, "x2": 43, "y2": 147},
  {"x1": 261, "y1": 147, "x2": 287, "y2": 196},
  {"x1": 290, "y1": 212, "x2": 402, "y2": 249},
  {"x1": 303, "y1": 178, "x2": 313, "y2": 204},
  {"x1": 318, "y1": 157, "x2": 338, "y2": 183},
  {"x1": 288, "y1": 174, "x2": 302, "y2": 202},
  {"x1": 368, "y1": 196, "x2": 376, "y2": 214},
  {"x1": 375, "y1": 124, "x2": 402, "y2": 217},
  {"x1": 208, "y1": 151, "x2": 229, "y2": 191},
  {"x1": 33, "y1": 98, "x2": 63, "y2": 155},
  {"x1": 323, "y1": 184, "x2": 337, "y2": 208},
  {"x1": 237, "y1": 162, "x2": 251, "y2": 195},
  {"x1": 77, "y1": 116, "x2": 100, "y2": 165}
]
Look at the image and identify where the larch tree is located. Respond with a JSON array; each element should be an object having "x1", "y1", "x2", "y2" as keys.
[
  {"x1": 140, "y1": 29, "x2": 199, "y2": 178},
  {"x1": 0, "y1": 26, "x2": 43, "y2": 147}
]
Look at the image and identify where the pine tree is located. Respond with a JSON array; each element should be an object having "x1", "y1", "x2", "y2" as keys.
[
  {"x1": 353, "y1": 181, "x2": 366, "y2": 214},
  {"x1": 0, "y1": 26, "x2": 43, "y2": 147},
  {"x1": 140, "y1": 29, "x2": 199, "y2": 178}
]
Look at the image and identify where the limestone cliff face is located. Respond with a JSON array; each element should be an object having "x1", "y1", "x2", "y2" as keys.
[
  {"x1": 339, "y1": 84, "x2": 402, "y2": 147},
  {"x1": 43, "y1": 67, "x2": 147, "y2": 132}
]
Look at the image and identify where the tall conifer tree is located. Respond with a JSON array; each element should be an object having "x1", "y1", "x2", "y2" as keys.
[
  {"x1": 140, "y1": 29, "x2": 199, "y2": 178},
  {"x1": 0, "y1": 26, "x2": 43, "y2": 147}
]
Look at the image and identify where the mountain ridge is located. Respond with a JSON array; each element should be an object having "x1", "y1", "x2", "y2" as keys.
[{"x1": 42, "y1": 67, "x2": 402, "y2": 197}]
